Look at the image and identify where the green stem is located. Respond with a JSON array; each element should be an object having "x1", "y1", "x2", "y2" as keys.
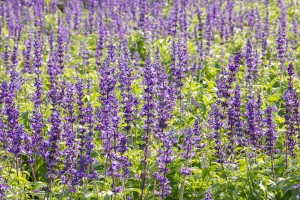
[{"x1": 179, "y1": 175, "x2": 186, "y2": 200}]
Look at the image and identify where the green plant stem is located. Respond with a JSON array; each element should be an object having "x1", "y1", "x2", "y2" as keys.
[
  {"x1": 271, "y1": 150, "x2": 275, "y2": 180},
  {"x1": 245, "y1": 148, "x2": 253, "y2": 195},
  {"x1": 60, "y1": 184, "x2": 65, "y2": 200},
  {"x1": 153, "y1": 180, "x2": 156, "y2": 200},
  {"x1": 179, "y1": 175, "x2": 186, "y2": 200}
]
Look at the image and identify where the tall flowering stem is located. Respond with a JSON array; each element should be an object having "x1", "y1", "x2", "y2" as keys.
[
  {"x1": 75, "y1": 79, "x2": 97, "y2": 192},
  {"x1": 217, "y1": 51, "x2": 243, "y2": 111},
  {"x1": 276, "y1": 26, "x2": 286, "y2": 67},
  {"x1": 140, "y1": 51, "x2": 156, "y2": 200},
  {"x1": 83, "y1": 89, "x2": 96, "y2": 180},
  {"x1": 264, "y1": 106, "x2": 277, "y2": 179},
  {"x1": 245, "y1": 39, "x2": 257, "y2": 85},
  {"x1": 0, "y1": 82, "x2": 9, "y2": 151},
  {"x1": 209, "y1": 104, "x2": 225, "y2": 166},
  {"x1": 179, "y1": 120, "x2": 203, "y2": 199},
  {"x1": 118, "y1": 42, "x2": 138, "y2": 139},
  {"x1": 98, "y1": 56, "x2": 130, "y2": 198},
  {"x1": 153, "y1": 50, "x2": 176, "y2": 199},
  {"x1": 42, "y1": 48, "x2": 63, "y2": 196},
  {"x1": 60, "y1": 84, "x2": 78, "y2": 193},
  {"x1": 28, "y1": 31, "x2": 44, "y2": 181},
  {"x1": 95, "y1": 21, "x2": 106, "y2": 67},
  {"x1": 4, "y1": 44, "x2": 27, "y2": 178},
  {"x1": 170, "y1": 37, "x2": 188, "y2": 139},
  {"x1": 41, "y1": 109, "x2": 62, "y2": 195},
  {"x1": 245, "y1": 92, "x2": 263, "y2": 155},
  {"x1": 283, "y1": 63, "x2": 299, "y2": 172},
  {"x1": 226, "y1": 85, "x2": 243, "y2": 161},
  {"x1": 22, "y1": 31, "x2": 33, "y2": 73}
]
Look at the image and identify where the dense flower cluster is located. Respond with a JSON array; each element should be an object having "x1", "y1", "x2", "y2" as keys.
[{"x1": 0, "y1": 0, "x2": 299, "y2": 199}]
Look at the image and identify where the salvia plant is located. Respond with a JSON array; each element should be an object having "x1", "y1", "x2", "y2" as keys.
[{"x1": 0, "y1": 0, "x2": 299, "y2": 200}]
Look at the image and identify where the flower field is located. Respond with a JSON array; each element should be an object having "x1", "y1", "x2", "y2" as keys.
[{"x1": 0, "y1": 0, "x2": 300, "y2": 199}]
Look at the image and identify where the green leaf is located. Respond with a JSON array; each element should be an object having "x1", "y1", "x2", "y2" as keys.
[
  {"x1": 126, "y1": 188, "x2": 142, "y2": 194},
  {"x1": 203, "y1": 94, "x2": 213, "y2": 105},
  {"x1": 259, "y1": 183, "x2": 266, "y2": 193},
  {"x1": 84, "y1": 192, "x2": 96, "y2": 198},
  {"x1": 267, "y1": 94, "x2": 280, "y2": 102}
]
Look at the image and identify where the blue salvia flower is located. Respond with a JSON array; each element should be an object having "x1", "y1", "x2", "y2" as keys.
[
  {"x1": 3, "y1": 43, "x2": 10, "y2": 73},
  {"x1": 292, "y1": 16, "x2": 298, "y2": 50},
  {"x1": 276, "y1": 26, "x2": 286, "y2": 66},
  {"x1": 204, "y1": 5, "x2": 214, "y2": 50},
  {"x1": 219, "y1": 11, "x2": 226, "y2": 45},
  {"x1": 83, "y1": 84, "x2": 96, "y2": 180},
  {"x1": 196, "y1": 40, "x2": 205, "y2": 65},
  {"x1": 245, "y1": 94, "x2": 263, "y2": 150},
  {"x1": 171, "y1": 37, "x2": 188, "y2": 100},
  {"x1": 107, "y1": 39, "x2": 117, "y2": 64},
  {"x1": 13, "y1": 24, "x2": 22, "y2": 43},
  {"x1": 264, "y1": 107, "x2": 278, "y2": 178},
  {"x1": 80, "y1": 42, "x2": 90, "y2": 67},
  {"x1": 83, "y1": 16, "x2": 90, "y2": 37},
  {"x1": 167, "y1": 2, "x2": 179, "y2": 37},
  {"x1": 118, "y1": 41, "x2": 139, "y2": 134},
  {"x1": 27, "y1": 31, "x2": 45, "y2": 181},
  {"x1": 140, "y1": 50, "x2": 157, "y2": 199},
  {"x1": 132, "y1": 51, "x2": 141, "y2": 77},
  {"x1": 245, "y1": 39, "x2": 257, "y2": 81},
  {"x1": 72, "y1": 0, "x2": 82, "y2": 31},
  {"x1": 60, "y1": 84, "x2": 78, "y2": 193},
  {"x1": 264, "y1": 106, "x2": 277, "y2": 156},
  {"x1": 88, "y1": 0, "x2": 96, "y2": 33},
  {"x1": 209, "y1": 103, "x2": 225, "y2": 164},
  {"x1": 0, "y1": 82, "x2": 9, "y2": 149},
  {"x1": 170, "y1": 40, "x2": 178, "y2": 80},
  {"x1": 48, "y1": 26, "x2": 55, "y2": 52},
  {"x1": 227, "y1": 85, "x2": 243, "y2": 159},
  {"x1": 98, "y1": 57, "x2": 130, "y2": 195},
  {"x1": 180, "y1": 120, "x2": 204, "y2": 175},
  {"x1": 154, "y1": 50, "x2": 175, "y2": 134},
  {"x1": 10, "y1": 45, "x2": 19, "y2": 70},
  {"x1": 4, "y1": 44, "x2": 28, "y2": 161},
  {"x1": 47, "y1": 54, "x2": 60, "y2": 107},
  {"x1": 56, "y1": 21, "x2": 66, "y2": 73},
  {"x1": 254, "y1": 7, "x2": 261, "y2": 43},
  {"x1": 153, "y1": 131, "x2": 177, "y2": 199},
  {"x1": 179, "y1": 1, "x2": 187, "y2": 37},
  {"x1": 178, "y1": 37, "x2": 188, "y2": 74},
  {"x1": 216, "y1": 51, "x2": 243, "y2": 111},
  {"x1": 283, "y1": 63, "x2": 299, "y2": 169},
  {"x1": 247, "y1": 9, "x2": 255, "y2": 32},
  {"x1": 226, "y1": 1, "x2": 235, "y2": 37},
  {"x1": 138, "y1": 0, "x2": 148, "y2": 31},
  {"x1": 153, "y1": 49, "x2": 176, "y2": 199},
  {"x1": 22, "y1": 31, "x2": 33, "y2": 73},
  {"x1": 95, "y1": 21, "x2": 106, "y2": 66},
  {"x1": 256, "y1": 92, "x2": 264, "y2": 147},
  {"x1": 41, "y1": 109, "x2": 62, "y2": 189},
  {"x1": 278, "y1": 1, "x2": 287, "y2": 34},
  {"x1": 261, "y1": 9, "x2": 269, "y2": 59},
  {"x1": 75, "y1": 79, "x2": 88, "y2": 183},
  {"x1": 216, "y1": 68, "x2": 230, "y2": 109},
  {"x1": 75, "y1": 79, "x2": 97, "y2": 185}
]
